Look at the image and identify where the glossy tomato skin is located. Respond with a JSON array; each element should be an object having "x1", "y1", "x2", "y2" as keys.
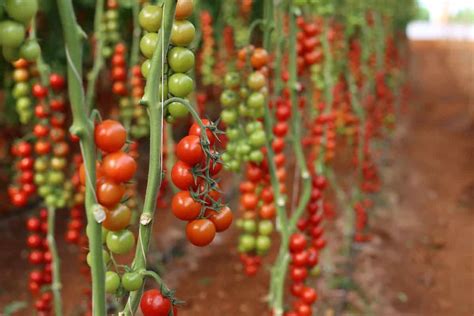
[
  {"x1": 188, "y1": 119, "x2": 216, "y2": 146},
  {"x1": 289, "y1": 233, "x2": 307, "y2": 253},
  {"x1": 186, "y1": 219, "x2": 216, "y2": 246},
  {"x1": 171, "y1": 160, "x2": 198, "y2": 190},
  {"x1": 176, "y1": 135, "x2": 204, "y2": 166},
  {"x1": 140, "y1": 289, "x2": 172, "y2": 316},
  {"x1": 175, "y1": 0, "x2": 193, "y2": 20},
  {"x1": 171, "y1": 191, "x2": 201, "y2": 221},
  {"x1": 102, "y1": 204, "x2": 132, "y2": 231},
  {"x1": 94, "y1": 120, "x2": 126, "y2": 153},
  {"x1": 207, "y1": 206, "x2": 233, "y2": 232},
  {"x1": 102, "y1": 151, "x2": 137, "y2": 183},
  {"x1": 96, "y1": 178, "x2": 125, "y2": 208}
]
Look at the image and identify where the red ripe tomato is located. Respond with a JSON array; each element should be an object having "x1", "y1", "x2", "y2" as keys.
[
  {"x1": 176, "y1": 135, "x2": 204, "y2": 166},
  {"x1": 260, "y1": 187, "x2": 273, "y2": 203},
  {"x1": 289, "y1": 233, "x2": 307, "y2": 253},
  {"x1": 112, "y1": 67, "x2": 127, "y2": 81},
  {"x1": 251, "y1": 48, "x2": 269, "y2": 69},
  {"x1": 295, "y1": 302, "x2": 312, "y2": 316},
  {"x1": 102, "y1": 151, "x2": 137, "y2": 183},
  {"x1": 65, "y1": 229, "x2": 80, "y2": 244},
  {"x1": 35, "y1": 140, "x2": 51, "y2": 155},
  {"x1": 311, "y1": 226, "x2": 323, "y2": 239},
  {"x1": 240, "y1": 193, "x2": 258, "y2": 210},
  {"x1": 11, "y1": 191, "x2": 28, "y2": 207},
  {"x1": 32, "y1": 84, "x2": 48, "y2": 99},
  {"x1": 274, "y1": 153, "x2": 286, "y2": 168},
  {"x1": 188, "y1": 119, "x2": 216, "y2": 146},
  {"x1": 306, "y1": 247, "x2": 319, "y2": 267},
  {"x1": 94, "y1": 120, "x2": 127, "y2": 153},
  {"x1": 301, "y1": 287, "x2": 318, "y2": 304},
  {"x1": 20, "y1": 171, "x2": 34, "y2": 184},
  {"x1": 272, "y1": 137, "x2": 285, "y2": 153},
  {"x1": 206, "y1": 150, "x2": 222, "y2": 176},
  {"x1": 186, "y1": 219, "x2": 216, "y2": 247},
  {"x1": 206, "y1": 206, "x2": 233, "y2": 232},
  {"x1": 244, "y1": 264, "x2": 258, "y2": 276},
  {"x1": 33, "y1": 124, "x2": 49, "y2": 138},
  {"x1": 239, "y1": 181, "x2": 256, "y2": 194},
  {"x1": 79, "y1": 161, "x2": 104, "y2": 186},
  {"x1": 273, "y1": 122, "x2": 289, "y2": 137},
  {"x1": 29, "y1": 250, "x2": 44, "y2": 265},
  {"x1": 291, "y1": 250, "x2": 309, "y2": 267},
  {"x1": 27, "y1": 234, "x2": 42, "y2": 248},
  {"x1": 246, "y1": 164, "x2": 263, "y2": 182},
  {"x1": 49, "y1": 74, "x2": 65, "y2": 91},
  {"x1": 50, "y1": 99, "x2": 65, "y2": 111},
  {"x1": 290, "y1": 266, "x2": 308, "y2": 282},
  {"x1": 276, "y1": 105, "x2": 291, "y2": 121},
  {"x1": 171, "y1": 160, "x2": 198, "y2": 190},
  {"x1": 26, "y1": 217, "x2": 41, "y2": 231},
  {"x1": 171, "y1": 191, "x2": 201, "y2": 221},
  {"x1": 16, "y1": 141, "x2": 32, "y2": 157},
  {"x1": 96, "y1": 178, "x2": 125, "y2": 208},
  {"x1": 290, "y1": 282, "x2": 305, "y2": 297},
  {"x1": 112, "y1": 54, "x2": 126, "y2": 67},
  {"x1": 19, "y1": 157, "x2": 34, "y2": 170},
  {"x1": 259, "y1": 203, "x2": 276, "y2": 219},
  {"x1": 112, "y1": 82, "x2": 127, "y2": 96},
  {"x1": 140, "y1": 289, "x2": 172, "y2": 316}
]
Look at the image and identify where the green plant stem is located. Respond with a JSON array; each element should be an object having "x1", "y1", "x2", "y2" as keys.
[
  {"x1": 47, "y1": 207, "x2": 63, "y2": 316},
  {"x1": 269, "y1": 3, "x2": 312, "y2": 315},
  {"x1": 85, "y1": 0, "x2": 105, "y2": 112},
  {"x1": 122, "y1": 1, "x2": 177, "y2": 314},
  {"x1": 55, "y1": 1, "x2": 106, "y2": 315}
]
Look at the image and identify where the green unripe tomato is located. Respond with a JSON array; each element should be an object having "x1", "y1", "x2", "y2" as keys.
[
  {"x1": 221, "y1": 109, "x2": 237, "y2": 125},
  {"x1": 168, "y1": 73, "x2": 193, "y2": 97},
  {"x1": 256, "y1": 235, "x2": 272, "y2": 254},
  {"x1": 37, "y1": 184, "x2": 51, "y2": 197},
  {"x1": 258, "y1": 220, "x2": 274, "y2": 235},
  {"x1": 105, "y1": 271, "x2": 121, "y2": 294},
  {"x1": 224, "y1": 72, "x2": 240, "y2": 89},
  {"x1": 5, "y1": 0, "x2": 38, "y2": 23},
  {"x1": 121, "y1": 272, "x2": 144, "y2": 292},
  {"x1": 247, "y1": 92, "x2": 265, "y2": 109},
  {"x1": 238, "y1": 103, "x2": 250, "y2": 117},
  {"x1": 238, "y1": 234, "x2": 256, "y2": 253},
  {"x1": 106, "y1": 20, "x2": 118, "y2": 32},
  {"x1": 19, "y1": 40, "x2": 40, "y2": 61},
  {"x1": 168, "y1": 101, "x2": 189, "y2": 118},
  {"x1": 220, "y1": 90, "x2": 239, "y2": 107},
  {"x1": 48, "y1": 171, "x2": 65, "y2": 185},
  {"x1": 86, "y1": 225, "x2": 109, "y2": 244},
  {"x1": 249, "y1": 150, "x2": 264, "y2": 163},
  {"x1": 157, "y1": 82, "x2": 168, "y2": 98},
  {"x1": 247, "y1": 72, "x2": 266, "y2": 90},
  {"x1": 51, "y1": 157, "x2": 67, "y2": 170},
  {"x1": 3, "y1": 46, "x2": 20, "y2": 62},
  {"x1": 227, "y1": 160, "x2": 240, "y2": 172},
  {"x1": 139, "y1": 5, "x2": 162, "y2": 32},
  {"x1": 226, "y1": 128, "x2": 239, "y2": 140},
  {"x1": 105, "y1": 9, "x2": 118, "y2": 21},
  {"x1": 170, "y1": 20, "x2": 195, "y2": 47},
  {"x1": 242, "y1": 219, "x2": 257, "y2": 233},
  {"x1": 168, "y1": 47, "x2": 195, "y2": 73},
  {"x1": 106, "y1": 229, "x2": 135, "y2": 255},
  {"x1": 16, "y1": 97, "x2": 31, "y2": 111},
  {"x1": 55, "y1": 197, "x2": 66, "y2": 209},
  {"x1": 236, "y1": 143, "x2": 251, "y2": 156},
  {"x1": 0, "y1": 20, "x2": 25, "y2": 48},
  {"x1": 249, "y1": 130, "x2": 266, "y2": 147},
  {"x1": 239, "y1": 87, "x2": 249, "y2": 98},
  {"x1": 86, "y1": 249, "x2": 110, "y2": 267},
  {"x1": 12, "y1": 82, "x2": 29, "y2": 98},
  {"x1": 141, "y1": 59, "x2": 151, "y2": 78},
  {"x1": 139, "y1": 32, "x2": 158, "y2": 58},
  {"x1": 34, "y1": 158, "x2": 48, "y2": 172}
]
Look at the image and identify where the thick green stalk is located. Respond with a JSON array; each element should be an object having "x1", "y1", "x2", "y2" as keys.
[
  {"x1": 85, "y1": 0, "x2": 105, "y2": 112},
  {"x1": 269, "y1": 3, "x2": 312, "y2": 315},
  {"x1": 122, "y1": 1, "x2": 177, "y2": 314},
  {"x1": 55, "y1": 1, "x2": 106, "y2": 315},
  {"x1": 47, "y1": 207, "x2": 63, "y2": 316}
]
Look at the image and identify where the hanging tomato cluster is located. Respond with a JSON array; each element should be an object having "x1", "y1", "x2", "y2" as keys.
[
  {"x1": 9, "y1": 140, "x2": 35, "y2": 206},
  {"x1": 26, "y1": 209, "x2": 54, "y2": 315},
  {"x1": 11, "y1": 59, "x2": 34, "y2": 124},
  {"x1": 140, "y1": 289, "x2": 179, "y2": 316},
  {"x1": 198, "y1": 10, "x2": 215, "y2": 86},
  {"x1": 171, "y1": 119, "x2": 232, "y2": 247},
  {"x1": 101, "y1": 0, "x2": 121, "y2": 58},
  {"x1": 220, "y1": 47, "x2": 269, "y2": 171},
  {"x1": 0, "y1": 0, "x2": 40, "y2": 62}
]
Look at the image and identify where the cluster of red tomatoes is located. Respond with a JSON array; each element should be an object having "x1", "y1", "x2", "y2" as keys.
[
  {"x1": 171, "y1": 119, "x2": 232, "y2": 247},
  {"x1": 26, "y1": 210, "x2": 54, "y2": 315},
  {"x1": 32, "y1": 74, "x2": 71, "y2": 209},
  {"x1": 198, "y1": 10, "x2": 215, "y2": 86},
  {"x1": 237, "y1": 163, "x2": 275, "y2": 276},
  {"x1": 9, "y1": 140, "x2": 35, "y2": 206},
  {"x1": 296, "y1": 17, "x2": 323, "y2": 74}
]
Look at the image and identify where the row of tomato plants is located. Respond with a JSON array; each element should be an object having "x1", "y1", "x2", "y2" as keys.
[{"x1": 2, "y1": 0, "x2": 414, "y2": 315}]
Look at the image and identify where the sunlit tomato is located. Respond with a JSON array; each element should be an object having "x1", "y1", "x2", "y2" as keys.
[
  {"x1": 273, "y1": 121, "x2": 289, "y2": 137},
  {"x1": 289, "y1": 233, "x2": 307, "y2": 253},
  {"x1": 171, "y1": 191, "x2": 201, "y2": 221},
  {"x1": 97, "y1": 178, "x2": 125, "y2": 208},
  {"x1": 19, "y1": 157, "x2": 34, "y2": 170},
  {"x1": 170, "y1": 20, "x2": 195, "y2": 47},
  {"x1": 27, "y1": 234, "x2": 42, "y2": 248},
  {"x1": 49, "y1": 74, "x2": 65, "y2": 91},
  {"x1": 176, "y1": 135, "x2": 204, "y2": 166},
  {"x1": 276, "y1": 105, "x2": 291, "y2": 121},
  {"x1": 29, "y1": 250, "x2": 44, "y2": 264},
  {"x1": 259, "y1": 203, "x2": 276, "y2": 219},
  {"x1": 240, "y1": 193, "x2": 258, "y2": 210},
  {"x1": 251, "y1": 48, "x2": 269, "y2": 69},
  {"x1": 102, "y1": 151, "x2": 137, "y2": 183},
  {"x1": 32, "y1": 84, "x2": 48, "y2": 99},
  {"x1": 171, "y1": 160, "x2": 198, "y2": 190},
  {"x1": 26, "y1": 217, "x2": 41, "y2": 231},
  {"x1": 294, "y1": 302, "x2": 312, "y2": 316},
  {"x1": 140, "y1": 289, "x2": 171, "y2": 316},
  {"x1": 175, "y1": 0, "x2": 193, "y2": 20},
  {"x1": 106, "y1": 229, "x2": 135, "y2": 254},
  {"x1": 186, "y1": 219, "x2": 216, "y2": 246},
  {"x1": 188, "y1": 119, "x2": 216, "y2": 146},
  {"x1": 206, "y1": 206, "x2": 233, "y2": 232},
  {"x1": 11, "y1": 191, "x2": 28, "y2": 207},
  {"x1": 291, "y1": 250, "x2": 309, "y2": 267}
]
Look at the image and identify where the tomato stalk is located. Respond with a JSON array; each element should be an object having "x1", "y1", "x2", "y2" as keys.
[
  {"x1": 85, "y1": 0, "x2": 105, "y2": 112},
  {"x1": 55, "y1": 0, "x2": 106, "y2": 315},
  {"x1": 121, "y1": 1, "x2": 178, "y2": 314},
  {"x1": 46, "y1": 207, "x2": 63, "y2": 316},
  {"x1": 269, "y1": 2, "x2": 313, "y2": 314}
]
